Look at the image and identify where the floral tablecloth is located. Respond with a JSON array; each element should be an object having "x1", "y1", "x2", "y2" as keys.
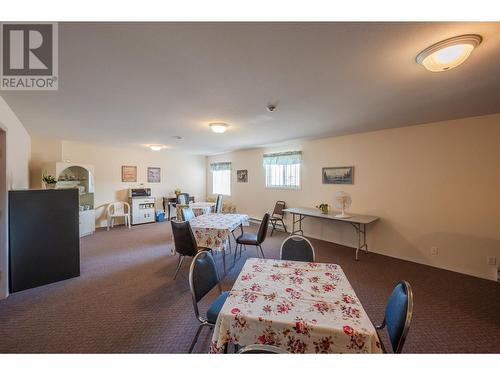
[
  {"x1": 190, "y1": 213, "x2": 250, "y2": 252},
  {"x1": 176, "y1": 202, "x2": 215, "y2": 219},
  {"x1": 210, "y1": 258, "x2": 382, "y2": 354}
]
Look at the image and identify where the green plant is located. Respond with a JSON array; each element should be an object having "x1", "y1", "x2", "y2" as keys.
[
  {"x1": 174, "y1": 187, "x2": 181, "y2": 195},
  {"x1": 316, "y1": 203, "x2": 329, "y2": 213},
  {"x1": 42, "y1": 171, "x2": 57, "y2": 184}
]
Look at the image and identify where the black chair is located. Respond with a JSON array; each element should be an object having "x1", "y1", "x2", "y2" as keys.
[
  {"x1": 375, "y1": 281, "x2": 414, "y2": 353},
  {"x1": 181, "y1": 207, "x2": 195, "y2": 221},
  {"x1": 269, "y1": 200, "x2": 287, "y2": 236},
  {"x1": 171, "y1": 220, "x2": 209, "y2": 280},
  {"x1": 188, "y1": 251, "x2": 229, "y2": 353},
  {"x1": 215, "y1": 194, "x2": 223, "y2": 213},
  {"x1": 280, "y1": 235, "x2": 315, "y2": 262},
  {"x1": 177, "y1": 193, "x2": 190, "y2": 205},
  {"x1": 234, "y1": 213, "x2": 270, "y2": 261},
  {"x1": 237, "y1": 344, "x2": 287, "y2": 354}
]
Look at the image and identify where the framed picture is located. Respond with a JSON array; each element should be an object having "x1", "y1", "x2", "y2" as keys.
[
  {"x1": 147, "y1": 167, "x2": 161, "y2": 183},
  {"x1": 236, "y1": 169, "x2": 248, "y2": 183},
  {"x1": 122, "y1": 165, "x2": 137, "y2": 182},
  {"x1": 322, "y1": 166, "x2": 354, "y2": 184}
]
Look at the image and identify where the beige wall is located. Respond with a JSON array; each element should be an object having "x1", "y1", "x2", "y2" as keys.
[
  {"x1": 31, "y1": 138, "x2": 207, "y2": 228},
  {"x1": 0, "y1": 97, "x2": 31, "y2": 299},
  {"x1": 207, "y1": 113, "x2": 500, "y2": 281}
]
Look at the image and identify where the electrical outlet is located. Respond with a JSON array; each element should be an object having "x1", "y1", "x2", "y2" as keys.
[
  {"x1": 431, "y1": 246, "x2": 439, "y2": 256},
  {"x1": 487, "y1": 256, "x2": 497, "y2": 266}
]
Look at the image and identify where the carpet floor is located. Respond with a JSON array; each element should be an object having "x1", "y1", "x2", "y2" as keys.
[{"x1": 0, "y1": 221, "x2": 499, "y2": 354}]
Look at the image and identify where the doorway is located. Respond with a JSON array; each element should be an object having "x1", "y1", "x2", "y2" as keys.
[{"x1": 0, "y1": 128, "x2": 7, "y2": 298}]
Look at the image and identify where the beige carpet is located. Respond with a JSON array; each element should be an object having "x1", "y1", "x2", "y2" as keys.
[{"x1": 0, "y1": 221, "x2": 499, "y2": 353}]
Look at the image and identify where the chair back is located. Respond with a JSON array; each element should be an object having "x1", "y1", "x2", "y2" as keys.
[
  {"x1": 215, "y1": 195, "x2": 223, "y2": 213},
  {"x1": 189, "y1": 251, "x2": 221, "y2": 303},
  {"x1": 107, "y1": 201, "x2": 129, "y2": 216},
  {"x1": 384, "y1": 281, "x2": 414, "y2": 353},
  {"x1": 181, "y1": 207, "x2": 195, "y2": 221},
  {"x1": 256, "y1": 213, "x2": 270, "y2": 244},
  {"x1": 280, "y1": 235, "x2": 315, "y2": 262},
  {"x1": 171, "y1": 220, "x2": 198, "y2": 257},
  {"x1": 237, "y1": 344, "x2": 287, "y2": 354},
  {"x1": 177, "y1": 193, "x2": 189, "y2": 205},
  {"x1": 272, "y1": 200, "x2": 286, "y2": 218}
]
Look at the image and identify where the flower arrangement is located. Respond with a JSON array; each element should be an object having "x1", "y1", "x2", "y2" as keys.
[
  {"x1": 316, "y1": 203, "x2": 329, "y2": 214},
  {"x1": 174, "y1": 188, "x2": 181, "y2": 195},
  {"x1": 42, "y1": 171, "x2": 57, "y2": 189}
]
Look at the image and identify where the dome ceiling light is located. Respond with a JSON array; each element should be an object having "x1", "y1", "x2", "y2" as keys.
[
  {"x1": 209, "y1": 123, "x2": 229, "y2": 134},
  {"x1": 149, "y1": 144, "x2": 165, "y2": 151},
  {"x1": 416, "y1": 34, "x2": 482, "y2": 72}
]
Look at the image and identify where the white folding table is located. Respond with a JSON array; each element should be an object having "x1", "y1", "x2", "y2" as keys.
[{"x1": 283, "y1": 207, "x2": 379, "y2": 260}]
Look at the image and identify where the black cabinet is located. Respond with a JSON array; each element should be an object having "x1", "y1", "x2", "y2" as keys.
[{"x1": 9, "y1": 189, "x2": 80, "y2": 293}]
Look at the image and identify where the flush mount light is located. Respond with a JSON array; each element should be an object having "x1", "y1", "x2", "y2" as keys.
[
  {"x1": 416, "y1": 34, "x2": 482, "y2": 72},
  {"x1": 149, "y1": 144, "x2": 165, "y2": 151},
  {"x1": 172, "y1": 135, "x2": 184, "y2": 140},
  {"x1": 209, "y1": 123, "x2": 229, "y2": 134}
]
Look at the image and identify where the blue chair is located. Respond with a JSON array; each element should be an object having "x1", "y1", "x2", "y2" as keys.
[
  {"x1": 280, "y1": 235, "x2": 315, "y2": 262},
  {"x1": 375, "y1": 281, "x2": 414, "y2": 353},
  {"x1": 188, "y1": 251, "x2": 229, "y2": 353},
  {"x1": 237, "y1": 344, "x2": 287, "y2": 354},
  {"x1": 181, "y1": 207, "x2": 195, "y2": 221}
]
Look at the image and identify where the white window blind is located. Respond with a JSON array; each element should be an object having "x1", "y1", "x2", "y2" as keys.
[
  {"x1": 210, "y1": 162, "x2": 231, "y2": 195},
  {"x1": 263, "y1": 151, "x2": 301, "y2": 189}
]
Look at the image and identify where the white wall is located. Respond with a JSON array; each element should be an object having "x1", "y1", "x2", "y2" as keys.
[
  {"x1": 31, "y1": 138, "x2": 207, "y2": 228},
  {"x1": 207, "y1": 113, "x2": 500, "y2": 281},
  {"x1": 0, "y1": 97, "x2": 31, "y2": 299}
]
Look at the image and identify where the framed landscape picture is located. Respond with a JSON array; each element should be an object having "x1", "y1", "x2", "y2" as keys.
[
  {"x1": 147, "y1": 167, "x2": 161, "y2": 183},
  {"x1": 236, "y1": 169, "x2": 248, "y2": 183},
  {"x1": 322, "y1": 166, "x2": 354, "y2": 184},
  {"x1": 122, "y1": 165, "x2": 137, "y2": 182}
]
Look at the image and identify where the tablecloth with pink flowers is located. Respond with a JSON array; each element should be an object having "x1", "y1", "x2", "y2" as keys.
[
  {"x1": 210, "y1": 258, "x2": 383, "y2": 354},
  {"x1": 190, "y1": 213, "x2": 250, "y2": 252}
]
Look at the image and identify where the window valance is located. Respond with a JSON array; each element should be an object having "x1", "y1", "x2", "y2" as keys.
[
  {"x1": 263, "y1": 151, "x2": 302, "y2": 166},
  {"x1": 210, "y1": 162, "x2": 232, "y2": 171}
]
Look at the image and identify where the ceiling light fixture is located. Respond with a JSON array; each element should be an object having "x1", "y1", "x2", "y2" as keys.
[
  {"x1": 416, "y1": 34, "x2": 482, "y2": 72},
  {"x1": 209, "y1": 123, "x2": 229, "y2": 134},
  {"x1": 172, "y1": 135, "x2": 184, "y2": 140},
  {"x1": 149, "y1": 144, "x2": 165, "y2": 151}
]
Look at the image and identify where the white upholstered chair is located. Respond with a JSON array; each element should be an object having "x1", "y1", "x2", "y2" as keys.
[{"x1": 106, "y1": 201, "x2": 131, "y2": 230}]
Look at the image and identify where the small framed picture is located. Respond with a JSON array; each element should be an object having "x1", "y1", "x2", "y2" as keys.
[
  {"x1": 122, "y1": 165, "x2": 137, "y2": 182},
  {"x1": 322, "y1": 166, "x2": 354, "y2": 184},
  {"x1": 236, "y1": 169, "x2": 248, "y2": 183},
  {"x1": 147, "y1": 167, "x2": 161, "y2": 183}
]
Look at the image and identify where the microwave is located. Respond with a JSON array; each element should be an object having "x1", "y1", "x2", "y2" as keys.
[{"x1": 129, "y1": 188, "x2": 151, "y2": 197}]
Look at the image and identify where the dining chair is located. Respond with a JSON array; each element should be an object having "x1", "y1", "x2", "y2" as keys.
[
  {"x1": 280, "y1": 235, "x2": 315, "y2": 262},
  {"x1": 234, "y1": 213, "x2": 270, "y2": 262},
  {"x1": 181, "y1": 207, "x2": 195, "y2": 221},
  {"x1": 215, "y1": 194, "x2": 223, "y2": 213},
  {"x1": 269, "y1": 200, "x2": 287, "y2": 236},
  {"x1": 375, "y1": 280, "x2": 414, "y2": 353},
  {"x1": 171, "y1": 220, "x2": 210, "y2": 280},
  {"x1": 188, "y1": 251, "x2": 229, "y2": 353},
  {"x1": 237, "y1": 344, "x2": 287, "y2": 354},
  {"x1": 106, "y1": 201, "x2": 131, "y2": 230}
]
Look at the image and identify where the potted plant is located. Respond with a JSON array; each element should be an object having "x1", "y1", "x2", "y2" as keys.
[
  {"x1": 42, "y1": 171, "x2": 58, "y2": 189},
  {"x1": 316, "y1": 203, "x2": 329, "y2": 214},
  {"x1": 174, "y1": 188, "x2": 181, "y2": 196}
]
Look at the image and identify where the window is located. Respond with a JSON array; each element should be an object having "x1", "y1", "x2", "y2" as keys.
[
  {"x1": 210, "y1": 162, "x2": 231, "y2": 195},
  {"x1": 263, "y1": 151, "x2": 301, "y2": 189}
]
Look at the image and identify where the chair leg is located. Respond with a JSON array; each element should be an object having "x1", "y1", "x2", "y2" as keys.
[
  {"x1": 173, "y1": 255, "x2": 185, "y2": 280},
  {"x1": 281, "y1": 219, "x2": 287, "y2": 233},
  {"x1": 258, "y1": 244, "x2": 265, "y2": 259},
  {"x1": 270, "y1": 220, "x2": 276, "y2": 236},
  {"x1": 233, "y1": 243, "x2": 239, "y2": 265},
  {"x1": 188, "y1": 324, "x2": 205, "y2": 353},
  {"x1": 107, "y1": 217, "x2": 110, "y2": 231}
]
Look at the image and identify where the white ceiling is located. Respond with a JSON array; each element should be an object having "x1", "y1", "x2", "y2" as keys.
[{"x1": 2, "y1": 22, "x2": 500, "y2": 155}]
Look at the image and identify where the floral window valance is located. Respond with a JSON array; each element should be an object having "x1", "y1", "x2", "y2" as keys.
[
  {"x1": 263, "y1": 151, "x2": 302, "y2": 166},
  {"x1": 210, "y1": 162, "x2": 232, "y2": 171}
]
